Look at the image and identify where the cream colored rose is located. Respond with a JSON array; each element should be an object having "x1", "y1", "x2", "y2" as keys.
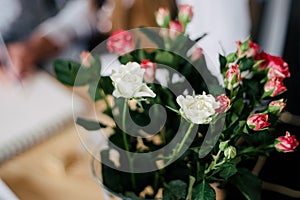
[
  {"x1": 176, "y1": 92, "x2": 219, "y2": 124},
  {"x1": 110, "y1": 62, "x2": 156, "y2": 98}
]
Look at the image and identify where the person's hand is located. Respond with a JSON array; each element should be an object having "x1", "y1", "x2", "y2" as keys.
[
  {"x1": 7, "y1": 42, "x2": 37, "y2": 78},
  {"x1": 5, "y1": 35, "x2": 60, "y2": 79}
]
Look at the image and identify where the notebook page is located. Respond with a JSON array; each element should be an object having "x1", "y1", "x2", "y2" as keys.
[{"x1": 0, "y1": 71, "x2": 86, "y2": 163}]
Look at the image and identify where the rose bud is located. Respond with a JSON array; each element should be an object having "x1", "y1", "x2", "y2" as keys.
[
  {"x1": 225, "y1": 64, "x2": 242, "y2": 90},
  {"x1": 168, "y1": 20, "x2": 184, "y2": 40},
  {"x1": 224, "y1": 146, "x2": 237, "y2": 159},
  {"x1": 215, "y1": 94, "x2": 230, "y2": 113},
  {"x1": 275, "y1": 131, "x2": 299, "y2": 153},
  {"x1": 140, "y1": 59, "x2": 156, "y2": 83},
  {"x1": 178, "y1": 5, "x2": 193, "y2": 26},
  {"x1": 190, "y1": 47, "x2": 203, "y2": 62},
  {"x1": 268, "y1": 99, "x2": 286, "y2": 115},
  {"x1": 107, "y1": 30, "x2": 134, "y2": 55},
  {"x1": 267, "y1": 55, "x2": 290, "y2": 79},
  {"x1": 155, "y1": 7, "x2": 171, "y2": 28},
  {"x1": 247, "y1": 113, "x2": 271, "y2": 131},
  {"x1": 80, "y1": 51, "x2": 92, "y2": 68},
  {"x1": 237, "y1": 39, "x2": 260, "y2": 58},
  {"x1": 264, "y1": 77, "x2": 287, "y2": 97}
]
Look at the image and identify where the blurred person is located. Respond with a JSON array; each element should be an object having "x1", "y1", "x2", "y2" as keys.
[{"x1": 0, "y1": 0, "x2": 98, "y2": 78}]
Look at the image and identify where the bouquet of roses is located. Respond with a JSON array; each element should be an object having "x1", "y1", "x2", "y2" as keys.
[{"x1": 54, "y1": 5, "x2": 298, "y2": 200}]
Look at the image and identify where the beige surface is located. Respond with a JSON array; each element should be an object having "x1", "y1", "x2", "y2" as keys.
[{"x1": 0, "y1": 123, "x2": 105, "y2": 200}]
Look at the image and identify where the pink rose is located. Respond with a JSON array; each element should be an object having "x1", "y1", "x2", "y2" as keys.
[
  {"x1": 168, "y1": 20, "x2": 184, "y2": 40},
  {"x1": 247, "y1": 113, "x2": 270, "y2": 131},
  {"x1": 80, "y1": 51, "x2": 92, "y2": 67},
  {"x1": 267, "y1": 55, "x2": 290, "y2": 79},
  {"x1": 140, "y1": 59, "x2": 156, "y2": 83},
  {"x1": 255, "y1": 51, "x2": 269, "y2": 71},
  {"x1": 178, "y1": 5, "x2": 193, "y2": 25},
  {"x1": 155, "y1": 7, "x2": 170, "y2": 28},
  {"x1": 275, "y1": 131, "x2": 299, "y2": 153},
  {"x1": 215, "y1": 94, "x2": 230, "y2": 113},
  {"x1": 255, "y1": 52, "x2": 290, "y2": 79},
  {"x1": 225, "y1": 64, "x2": 242, "y2": 90},
  {"x1": 268, "y1": 99, "x2": 286, "y2": 114},
  {"x1": 237, "y1": 40, "x2": 260, "y2": 58},
  {"x1": 264, "y1": 77, "x2": 287, "y2": 97},
  {"x1": 107, "y1": 30, "x2": 134, "y2": 55},
  {"x1": 190, "y1": 47, "x2": 203, "y2": 62}
]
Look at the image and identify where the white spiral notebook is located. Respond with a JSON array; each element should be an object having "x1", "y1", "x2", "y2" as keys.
[
  {"x1": 0, "y1": 179, "x2": 19, "y2": 200},
  {"x1": 0, "y1": 71, "x2": 86, "y2": 163}
]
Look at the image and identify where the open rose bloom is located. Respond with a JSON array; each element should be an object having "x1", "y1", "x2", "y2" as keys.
[
  {"x1": 176, "y1": 92, "x2": 219, "y2": 124},
  {"x1": 110, "y1": 62, "x2": 155, "y2": 98},
  {"x1": 275, "y1": 131, "x2": 299, "y2": 153}
]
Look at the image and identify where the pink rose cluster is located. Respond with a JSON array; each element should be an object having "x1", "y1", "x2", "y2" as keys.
[
  {"x1": 155, "y1": 5, "x2": 193, "y2": 40},
  {"x1": 236, "y1": 40, "x2": 290, "y2": 97}
]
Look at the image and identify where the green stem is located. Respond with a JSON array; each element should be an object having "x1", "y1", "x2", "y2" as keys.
[
  {"x1": 176, "y1": 123, "x2": 195, "y2": 154},
  {"x1": 204, "y1": 149, "x2": 222, "y2": 175},
  {"x1": 122, "y1": 99, "x2": 136, "y2": 190},
  {"x1": 165, "y1": 123, "x2": 195, "y2": 166}
]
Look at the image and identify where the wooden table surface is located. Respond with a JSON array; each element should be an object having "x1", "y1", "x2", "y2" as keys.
[{"x1": 0, "y1": 122, "x2": 106, "y2": 200}]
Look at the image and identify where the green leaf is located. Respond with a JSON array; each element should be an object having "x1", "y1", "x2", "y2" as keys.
[
  {"x1": 226, "y1": 52, "x2": 237, "y2": 63},
  {"x1": 163, "y1": 180, "x2": 187, "y2": 200},
  {"x1": 219, "y1": 140, "x2": 229, "y2": 151},
  {"x1": 54, "y1": 59, "x2": 89, "y2": 86},
  {"x1": 230, "y1": 168, "x2": 262, "y2": 200},
  {"x1": 219, "y1": 55, "x2": 227, "y2": 73},
  {"x1": 99, "y1": 76, "x2": 114, "y2": 95},
  {"x1": 238, "y1": 57, "x2": 255, "y2": 72},
  {"x1": 154, "y1": 51, "x2": 174, "y2": 66},
  {"x1": 139, "y1": 27, "x2": 164, "y2": 49},
  {"x1": 194, "y1": 33, "x2": 207, "y2": 42},
  {"x1": 231, "y1": 98, "x2": 244, "y2": 115},
  {"x1": 76, "y1": 117, "x2": 106, "y2": 130},
  {"x1": 240, "y1": 40, "x2": 249, "y2": 52},
  {"x1": 219, "y1": 164, "x2": 238, "y2": 180},
  {"x1": 192, "y1": 181, "x2": 215, "y2": 200}
]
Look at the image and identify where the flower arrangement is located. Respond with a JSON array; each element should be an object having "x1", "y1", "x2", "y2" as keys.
[{"x1": 54, "y1": 5, "x2": 298, "y2": 200}]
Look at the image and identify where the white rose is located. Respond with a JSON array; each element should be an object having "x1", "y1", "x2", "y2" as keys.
[
  {"x1": 176, "y1": 92, "x2": 219, "y2": 124},
  {"x1": 110, "y1": 62, "x2": 156, "y2": 98}
]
